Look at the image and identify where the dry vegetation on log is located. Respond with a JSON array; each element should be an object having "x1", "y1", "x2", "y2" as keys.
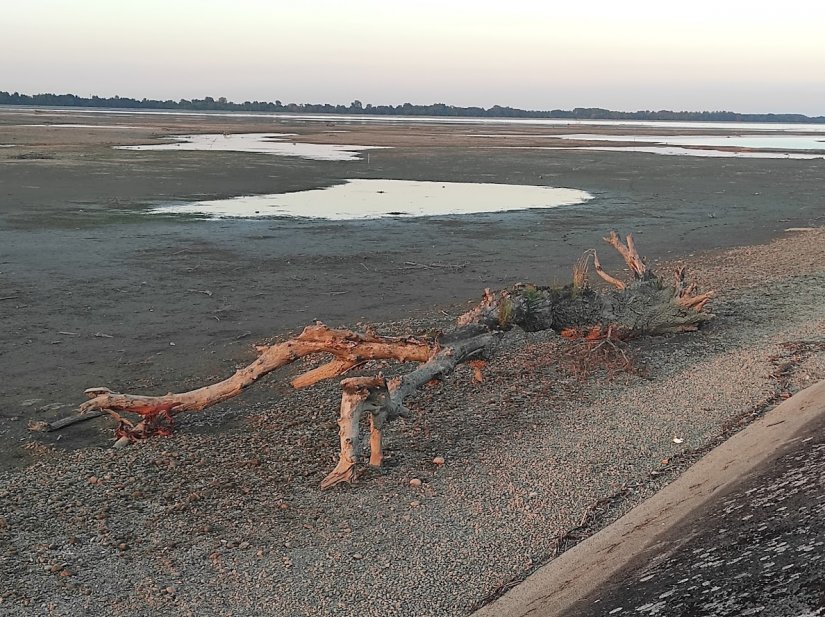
[{"x1": 37, "y1": 232, "x2": 713, "y2": 488}]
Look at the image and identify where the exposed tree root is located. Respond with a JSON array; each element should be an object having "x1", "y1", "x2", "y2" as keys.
[
  {"x1": 560, "y1": 326, "x2": 640, "y2": 380},
  {"x1": 46, "y1": 231, "x2": 714, "y2": 488}
]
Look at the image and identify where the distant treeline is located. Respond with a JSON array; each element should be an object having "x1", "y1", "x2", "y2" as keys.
[{"x1": 1, "y1": 90, "x2": 823, "y2": 124}]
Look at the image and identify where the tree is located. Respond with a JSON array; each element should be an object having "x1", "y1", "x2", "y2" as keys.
[{"x1": 39, "y1": 233, "x2": 713, "y2": 489}]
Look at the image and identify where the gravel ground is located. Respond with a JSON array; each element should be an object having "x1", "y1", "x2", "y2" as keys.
[
  {"x1": 567, "y1": 412, "x2": 825, "y2": 617},
  {"x1": 1, "y1": 229, "x2": 824, "y2": 616}
]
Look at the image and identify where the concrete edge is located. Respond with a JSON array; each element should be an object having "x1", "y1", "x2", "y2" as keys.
[{"x1": 472, "y1": 378, "x2": 825, "y2": 617}]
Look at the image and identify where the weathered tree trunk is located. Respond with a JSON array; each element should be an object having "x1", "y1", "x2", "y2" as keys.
[
  {"x1": 42, "y1": 232, "x2": 713, "y2": 488},
  {"x1": 70, "y1": 325, "x2": 435, "y2": 446},
  {"x1": 319, "y1": 232, "x2": 713, "y2": 487}
]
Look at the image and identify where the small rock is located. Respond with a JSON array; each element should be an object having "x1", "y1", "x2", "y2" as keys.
[
  {"x1": 432, "y1": 456, "x2": 445, "y2": 466},
  {"x1": 238, "y1": 541, "x2": 250, "y2": 550},
  {"x1": 118, "y1": 543, "x2": 128, "y2": 551},
  {"x1": 353, "y1": 553, "x2": 363, "y2": 560},
  {"x1": 58, "y1": 568, "x2": 73, "y2": 577},
  {"x1": 169, "y1": 342, "x2": 176, "y2": 346},
  {"x1": 409, "y1": 478, "x2": 422, "y2": 487},
  {"x1": 165, "y1": 586, "x2": 176, "y2": 595},
  {"x1": 88, "y1": 476, "x2": 99, "y2": 485},
  {"x1": 410, "y1": 500, "x2": 421, "y2": 508}
]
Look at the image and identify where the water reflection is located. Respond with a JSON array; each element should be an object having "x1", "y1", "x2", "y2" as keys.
[
  {"x1": 560, "y1": 133, "x2": 825, "y2": 150},
  {"x1": 547, "y1": 146, "x2": 825, "y2": 159},
  {"x1": 116, "y1": 133, "x2": 381, "y2": 161},
  {"x1": 149, "y1": 179, "x2": 592, "y2": 220}
]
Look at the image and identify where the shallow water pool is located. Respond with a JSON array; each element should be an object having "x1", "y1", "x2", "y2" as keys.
[
  {"x1": 117, "y1": 133, "x2": 381, "y2": 161},
  {"x1": 149, "y1": 179, "x2": 592, "y2": 220},
  {"x1": 547, "y1": 145, "x2": 825, "y2": 159},
  {"x1": 556, "y1": 133, "x2": 825, "y2": 157}
]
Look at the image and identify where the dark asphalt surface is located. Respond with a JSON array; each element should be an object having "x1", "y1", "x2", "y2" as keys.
[{"x1": 567, "y1": 414, "x2": 825, "y2": 617}]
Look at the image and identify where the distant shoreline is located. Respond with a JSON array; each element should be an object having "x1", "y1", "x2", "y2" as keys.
[
  {"x1": 2, "y1": 90, "x2": 823, "y2": 124},
  {"x1": 4, "y1": 105, "x2": 825, "y2": 131}
]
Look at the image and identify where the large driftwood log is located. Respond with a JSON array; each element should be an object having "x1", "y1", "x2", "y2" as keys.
[
  {"x1": 46, "y1": 232, "x2": 713, "y2": 487},
  {"x1": 319, "y1": 233, "x2": 713, "y2": 486}
]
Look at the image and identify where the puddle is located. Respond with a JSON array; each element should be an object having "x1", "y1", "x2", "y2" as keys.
[
  {"x1": 149, "y1": 179, "x2": 592, "y2": 220},
  {"x1": 547, "y1": 146, "x2": 825, "y2": 159},
  {"x1": 116, "y1": 133, "x2": 380, "y2": 161},
  {"x1": 556, "y1": 133, "x2": 825, "y2": 155},
  {"x1": 560, "y1": 133, "x2": 825, "y2": 150}
]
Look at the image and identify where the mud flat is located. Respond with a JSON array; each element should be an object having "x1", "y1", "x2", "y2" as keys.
[{"x1": 1, "y1": 109, "x2": 824, "y2": 615}]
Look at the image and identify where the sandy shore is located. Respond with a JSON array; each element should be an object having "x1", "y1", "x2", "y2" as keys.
[{"x1": 1, "y1": 111, "x2": 824, "y2": 615}]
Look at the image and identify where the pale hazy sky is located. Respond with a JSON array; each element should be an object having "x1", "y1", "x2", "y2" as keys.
[{"x1": 4, "y1": 0, "x2": 825, "y2": 114}]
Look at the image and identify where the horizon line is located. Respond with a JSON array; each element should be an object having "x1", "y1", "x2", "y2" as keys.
[{"x1": 2, "y1": 90, "x2": 824, "y2": 123}]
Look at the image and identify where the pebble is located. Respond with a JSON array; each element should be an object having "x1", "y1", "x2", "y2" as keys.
[
  {"x1": 1, "y1": 232, "x2": 823, "y2": 616},
  {"x1": 409, "y1": 478, "x2": 422, "y2": 487}
]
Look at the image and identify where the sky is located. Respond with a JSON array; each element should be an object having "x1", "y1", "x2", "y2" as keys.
[{"x1": 3, "y1": 0, "x2": 825, "y2": 115}]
